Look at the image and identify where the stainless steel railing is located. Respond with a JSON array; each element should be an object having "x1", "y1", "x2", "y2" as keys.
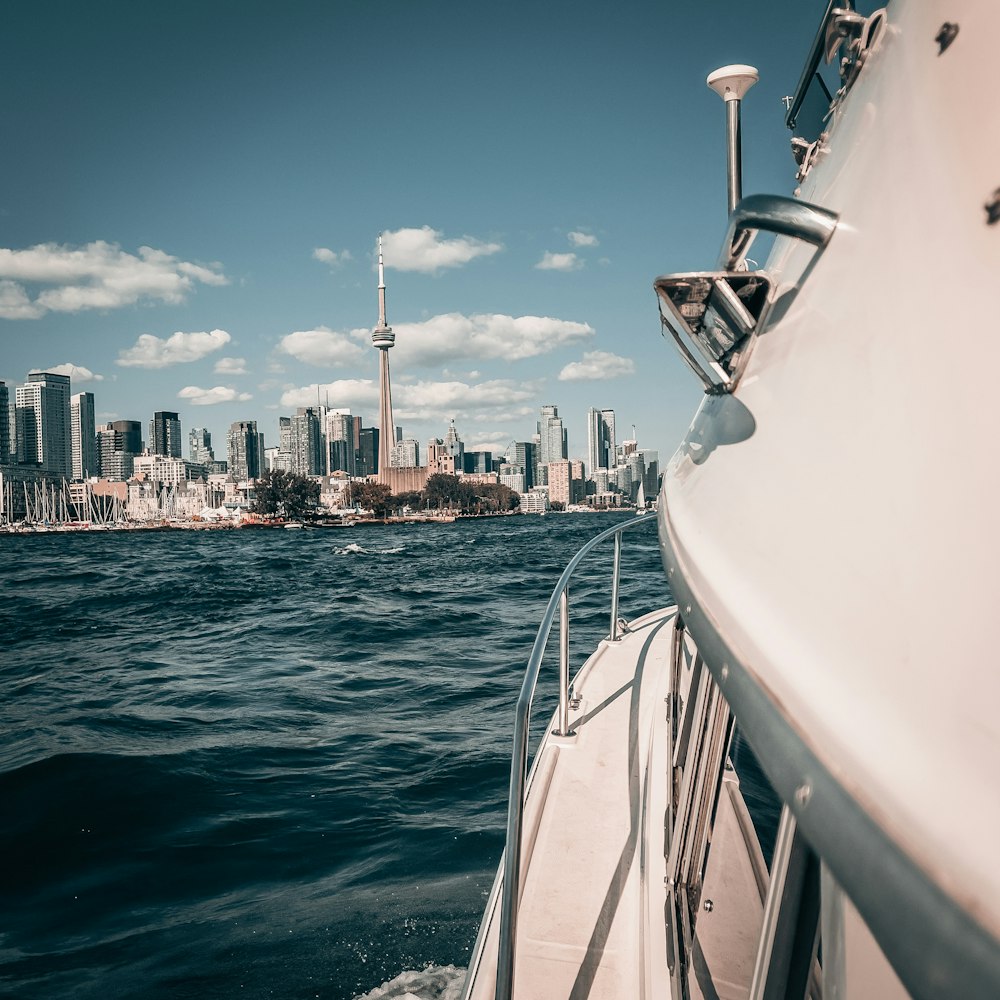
[{"x1": 494, "y1": 513, "x2": 657, "y2": 1000}]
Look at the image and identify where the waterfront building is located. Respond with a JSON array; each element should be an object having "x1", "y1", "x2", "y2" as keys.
[
  {"x1": 133, "y1": 454, "x2": 205, "y2": 487},
  {"x1": 189, "y1": 427, "x2": 215, "y2": 464},
  {"x1": 390, "y1": 437, "x2": 420, "y2": 469},
  {"x1": 16, "y1": 372, "x2": 71, "y2": 475},
  {"x1": 227, "y1": 420, "x2": 264, "y2": 482},
  {"x1": 499, "y1": 463, "x2": 525, "y2": 495},
  {"x1": 70, "y1": 392, "x2": 98, "y2": 480},
  {"x1": 586, "y1": 407, "x2": 616, "y2": 475},
  {"x1": 547, "y1": 459, "x2": 585, "y2": 507},
  {"x1": 519, "y1": 487, "x2": 550, "y2": 514},
  {"x1": 371, "y1": 235, "x2": 397, "y2": 481},
  {"x1": 536, "y1": 405, "x2": 567, "y2": 487},
  {"x1": 149, "y1": 411, "x2": 182, "y2": 458}
]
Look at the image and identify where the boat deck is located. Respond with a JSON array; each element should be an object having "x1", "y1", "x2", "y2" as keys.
[{"x1": 465, "y1": 606, "x2": 766, "y2": 1000}]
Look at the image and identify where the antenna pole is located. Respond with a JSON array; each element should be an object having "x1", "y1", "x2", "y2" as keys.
[{"x1": 707, "y1": 65, "x2": 759, "y2": 216}]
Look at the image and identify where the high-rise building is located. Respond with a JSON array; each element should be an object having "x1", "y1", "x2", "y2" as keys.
[
  {"x1": 371, "y1": 235, "x2": 396, "y2": 480},
  {"x1": 390, "y1": 438, "x2": 420, "y2": 468},
  {"x1": 227, "y1": 420, "x2": 264, "y2": 481},
  {"x1": 442, "y1": 420, "x2": 464, "y2": 470},
  {"x1": 15, "y1": 372, "x2": 71, "y2": 475},
  {"x1": 149, "y1": 411, "x2": 182, "y2": 457},
  {"x1": 326, "y1": 410, "x2": 357, "y2": 476},
  {"x1": 0, "y1": 381, "x2": 10, "y2": 463},
  {"x1": 586, "y1": 407, "x2": 616, "y2": 474},
  {"x1": 358, "y1": 427, "x2": 379, "y2": 477},
  {"x1": 290, "y1": 408, "x2": 323, "y2": 476},
  {"x1": 463, "y1": 451, "x2": 493, "y2": 474},
  {"x1": 97, "y1": 420, "x2": 142, "y2": 480},
  {"x1": 548, "y1": 459, "x2": 585, "y2": 506},
  {"x1": 70, "y1": 392, "x2": 98, "y2": 479},
  {"x1": 536, "y1": 405, "x2": 567, "y2": 487},
  {"x1": 508, "y1": 441, "x2": 536, "y2": 490},
  {"x1": 189, "y1": 427, "x2": 214, "y2": 464}
]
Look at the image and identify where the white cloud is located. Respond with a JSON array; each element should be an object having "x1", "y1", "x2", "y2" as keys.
[
  {"x1": 536, "y1": 251, "x2": 582, "y2": 272},
  {"x1": 381, "y1": 226, "x2": 503, "y2": 273},
  {"x1": 313, "y1": 247, "x2": 352, "y2": 268},
  {"x1": 279, "y1": 377, "x2": 537, "y2": 426},
  {"x1": 32, "y1": 363, "x2": 105, "y2": 382},
  {"x1": 568, "y1": 231, "x2": 599, "y2": 248},
  {"x1": 390, "y1": 312, "x2": 593, "y2": 367},
  {"x1": 280, "y1": 379, "x2": 378, "y2": 410},
  {"x1": 278, "y1": 326, "x2": 369, "y2": 367},
  {"x1": 177, "y1": 385, "x2": 253, "y2": 406},
  {"x1": 214, "y1": 356, "x2": 248, "y2": 375},
  {"x1": 558, "y1": 350, "x2": 636, "y2": 381},
  {"x1": 117, "y1": 329, "x2": 231, "y2": 369},
  {"x1": 466, "y1": 436, "x2": 515, "y2": 454},
  {"x1": 0, "y1": 241, "x2": 226, "y2": 319}
]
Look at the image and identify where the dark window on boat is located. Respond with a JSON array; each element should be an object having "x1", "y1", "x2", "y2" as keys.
[{"x1": 729, "y1": 727, "x2": 782, "y2": 869}]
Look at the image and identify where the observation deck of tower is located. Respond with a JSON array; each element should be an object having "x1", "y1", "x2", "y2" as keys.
[{"x1": 372, "y1": 235, "x2": 395, "y2": 476}]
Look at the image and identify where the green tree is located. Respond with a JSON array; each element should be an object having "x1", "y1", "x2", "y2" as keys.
[
  {"x1": 476, "y1": 483, "x2": 519, "y2": 512},
  {"x1": 395, "y1": 490, "x2": 423, "y2": 512},
  {"x1": 352, "y1": 481, "x2": 394, "y2": 519},
  {"x1": 250, "y1": 469, "x2": 321, "y2": 519},
  {"x1": 424, "y1": 473, "x2": 462, "y2": 509}
]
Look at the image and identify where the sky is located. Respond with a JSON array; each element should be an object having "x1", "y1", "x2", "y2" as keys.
[{"x1": 0, "y1": 0, "x2": 824, "y2": 465}]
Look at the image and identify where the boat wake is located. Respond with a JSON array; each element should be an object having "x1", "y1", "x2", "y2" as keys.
[{"x1": 354, "y1": 964, "x2": 466, "y2": 1000}]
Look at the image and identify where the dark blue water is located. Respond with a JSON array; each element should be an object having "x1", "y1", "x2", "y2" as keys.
[{"x1": 0, "y1": 513, "x2": 669, "y2": 1000}]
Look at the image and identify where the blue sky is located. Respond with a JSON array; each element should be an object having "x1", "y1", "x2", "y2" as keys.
[{"x1": 0, "y1": 0, "x2": 822, "y2": 463}]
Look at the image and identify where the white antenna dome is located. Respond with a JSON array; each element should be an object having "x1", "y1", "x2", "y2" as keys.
[{"x1": 707, "y1": 64, "x2": 759, "y2": 102}]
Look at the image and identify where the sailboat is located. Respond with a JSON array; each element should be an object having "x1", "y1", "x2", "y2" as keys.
[{"x1": 462, "y1": 4, "x2": 1000, "y2": 999}]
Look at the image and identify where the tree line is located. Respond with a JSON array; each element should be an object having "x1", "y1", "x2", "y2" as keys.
[{"x1": 250, "y1": 470, "x2": 519, "y2": 521}]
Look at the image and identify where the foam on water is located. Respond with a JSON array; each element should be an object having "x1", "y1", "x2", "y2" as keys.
[{"x1": 354, "y1": 964, "x2": 466, "y2": 1000}]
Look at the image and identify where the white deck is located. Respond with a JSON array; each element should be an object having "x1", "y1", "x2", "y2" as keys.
[{"x1": 465, "y1": 607, "x2": 765, "y2": 1000}]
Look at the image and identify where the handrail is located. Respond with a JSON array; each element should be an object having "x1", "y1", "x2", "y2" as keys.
[
  {"x1": 720, "y1": 193, "x2": 838, "y2": 270},
  {"x1": 494, "y1": 513, "x2": 657, "y2": 1000}
]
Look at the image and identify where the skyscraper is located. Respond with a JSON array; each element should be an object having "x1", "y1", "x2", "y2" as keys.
[
  {"x1": 586, "y1": 407, "x2": 616, "y2": 474},
  {"x1": 290, "y1": 407, "x2": 323, "y2": 476},
  {"x1": 189, "y1": 427, "x2": 214, "y2": 464},
  {"x1": 536, "y1": 405, "x2": 567, "y2": 487},
  {"x1": 16, "y1": 372, "x2": 71, "y2": 475},
  {"x1": 150, "y1": 411, "x2": 182, "y2": 457},
  {"x1": 0, "y1": 382, "x2": 10, "y2": 463},
  {"x1": 97, "y1": 420, "x2": 142, "y2": 480},
  {"x1": 326, "y1": 410, "x2": 357, "y2": 476},
  {"x1": 70, "y1": 392, "x2": 98, "y2": 479},
  {"x1": 371, "y1": 235, "x2": 396, "y2": 479},
  {"x1": 227, "y1": 420, "x2": 264, "y2": 481}
]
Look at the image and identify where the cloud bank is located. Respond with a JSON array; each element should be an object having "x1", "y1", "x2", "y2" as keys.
[
  {"x1": 117, "y1": 329, "x2": 231, "y2": 369},
  {"x1": 178, "y1": 385, "x2": 253, "y2": 406},
  {"x1": 558, "y1": 350, "x2": 636, "y2": 381},
  {"x1": 568, "y1": 231, "x2": 599, "y2": 248},
  {"x1": 381, "y1": 226, "x2": 502, "y2": 273},
  {"x1": 32, "y1": 363, "x2": 105, "y2": 382},
  {"x1": 278, "y1": 327, "x2": 368, "y2": 368},
  {"x1": 391, "y1": 312, "x2": 594, "y2": 366},
  {"x1": 214, "y1": 356, "x2": 248, "y2": 375},
  {"x1": 0, "y1": 241, "x2": 226, "y2": 319}
]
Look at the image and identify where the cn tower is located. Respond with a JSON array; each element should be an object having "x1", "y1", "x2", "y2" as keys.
[{"x1": 372, "y1": 234, "x2": 395, "y2": 477}]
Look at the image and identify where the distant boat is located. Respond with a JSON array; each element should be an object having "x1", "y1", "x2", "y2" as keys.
[{"x1": 284, "y1": 522, "x2": 304, "y2": 530}]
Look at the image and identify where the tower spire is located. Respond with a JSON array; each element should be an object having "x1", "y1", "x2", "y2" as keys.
[
  {"x1": 372, "y1": 234, "x2": 396, "y2": 480},
  {"x1": 377, "y1": 232, "x2": 389, "y2": 330}
]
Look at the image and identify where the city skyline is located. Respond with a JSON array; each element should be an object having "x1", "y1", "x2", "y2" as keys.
[{"x1": 0, "y1": 1, "x2": 819, "y2": 466}]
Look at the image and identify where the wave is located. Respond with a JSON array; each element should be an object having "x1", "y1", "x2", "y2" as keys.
[
  {"x1": 334, "y1": 543, "x2": 407, "y2": 556},
  {"x1": 354, "y1": 964, "x2": 466, "y2": 1000}
]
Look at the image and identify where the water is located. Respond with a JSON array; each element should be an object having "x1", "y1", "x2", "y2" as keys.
[{"x1": 1, "y1": 513, "x2": 669, "y2": 999}]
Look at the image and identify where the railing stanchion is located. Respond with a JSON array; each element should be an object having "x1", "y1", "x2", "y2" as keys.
[
  {"x1": 610, "y1": 533, "x2": 622, "y2": 641},
  {"x1": 557, "y1": 588, "x2": 571, "y2": 736}
]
